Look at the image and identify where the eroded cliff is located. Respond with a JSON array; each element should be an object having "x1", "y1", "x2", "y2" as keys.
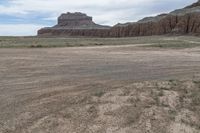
[{"x1": 38, "y1": 0, "x2": 200, "y2": 37}]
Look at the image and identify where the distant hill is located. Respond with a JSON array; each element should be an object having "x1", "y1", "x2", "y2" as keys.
[{"x1": 38, "y1": 0, "x2": 200, "y2": 37}]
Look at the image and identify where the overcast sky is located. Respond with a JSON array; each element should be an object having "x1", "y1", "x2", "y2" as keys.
[{"x1": 0, "y1": 0, "x2": 197, "y2": 36}]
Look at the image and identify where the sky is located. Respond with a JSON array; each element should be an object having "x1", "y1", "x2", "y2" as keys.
[{"x1": 0, "y1": 0, "x2": 197, "y2": 36}]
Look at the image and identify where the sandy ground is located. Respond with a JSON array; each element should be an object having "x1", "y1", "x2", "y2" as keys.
[{"x1": 0, "y1": 45, "x2": 200, "y2": 133}]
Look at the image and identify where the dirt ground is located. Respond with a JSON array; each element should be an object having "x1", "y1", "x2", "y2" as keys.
[{"x1": 0, "y1": 45, "x2": 200, "y2": 133}]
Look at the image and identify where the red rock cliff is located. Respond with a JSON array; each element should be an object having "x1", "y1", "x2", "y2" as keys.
[{"x1": 38, "y1": 1, "x2": 200, "y2": 37}]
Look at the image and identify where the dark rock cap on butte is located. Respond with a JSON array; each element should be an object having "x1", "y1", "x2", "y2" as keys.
[
  {"x1": 58, "y1": 12, "x2": 92, "y2": 21},
  {"x1": 53, "y1": 12, "x2": 110, "y2": 29}
]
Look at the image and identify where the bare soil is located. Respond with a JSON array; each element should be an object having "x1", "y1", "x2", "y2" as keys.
[{"x1": 0, "y1": 44, "x2": 200, "y2": 133}]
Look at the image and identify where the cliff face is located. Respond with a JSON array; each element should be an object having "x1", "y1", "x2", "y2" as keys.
[
  {"x1": 38, "y1": 1, "x2": 200, "y2": 37},
  {"x1": 38, "y1": 12, "x2": 111, "y2": 37},
  {"x1": 110, "y1": 13, "x2": 200, "y2": 37},
  {"x1": 56, "y1": 12, "x2": 93, "y2": 27},
  {"x1": 109, "y1": 0, "x2": 200, "y2": 37},
  {"x1": 54, "y1": 12, "x2": 110, "y2": 29},
  {"x1": 38, "y1": 28, "x2": 110, "y2": 37}
]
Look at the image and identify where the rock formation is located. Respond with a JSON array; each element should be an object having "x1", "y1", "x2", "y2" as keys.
[
  {"x1": 109, "y1": 0, "x2": 200, "y2": 37},
  {"x1": 38, "y1": 0, "x2": 200, "y2": 37},
  {"x1": 54, "y1": 12, "x2": 110, "y2": 29},
  {"x1": 38, "y1": 12, "x2": 110, "y2": 37}
]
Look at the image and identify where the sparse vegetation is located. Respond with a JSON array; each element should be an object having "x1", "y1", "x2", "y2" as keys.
[
  {"x1": 30, "y1": 44, "x2": 43, "y2": 48},
  {"x1": 0, "y1": 36, "x2": 200, "y2": 48},
  {"x1": 191, "y1": 90, "x2": 200, "y2": 106},
  {"x1": 93, "y1": 90, "x2": 106, "y2": 97},
  {"x1": 146, "y1": 42, "x2": 200, "y2": 49}
]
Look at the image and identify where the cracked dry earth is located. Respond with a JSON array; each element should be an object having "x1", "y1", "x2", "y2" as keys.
[{"x1": 0, "y1": 45, "x2": 200, "y2": 133}]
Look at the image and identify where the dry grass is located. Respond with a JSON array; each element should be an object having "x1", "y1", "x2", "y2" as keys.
[{"x1": 0, "y1": 35, "x2": 200, "y2": 48}]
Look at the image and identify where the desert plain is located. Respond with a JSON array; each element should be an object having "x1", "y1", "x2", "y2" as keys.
[{"x1": 0, "y1": 36, "x2": 200, "y2": 133}]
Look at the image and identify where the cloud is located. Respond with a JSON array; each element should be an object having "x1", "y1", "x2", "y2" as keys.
[
  {"x1": 0, "y1": 0, "x2": 197, "y2": 23},
  {"x1": 0, "y1": 0, "x2": 197, "y2": 35}
]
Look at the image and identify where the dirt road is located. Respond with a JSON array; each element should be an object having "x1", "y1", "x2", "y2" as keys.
[{"x1": 0, "y1": 45, "x2": 200, "y2": 133}]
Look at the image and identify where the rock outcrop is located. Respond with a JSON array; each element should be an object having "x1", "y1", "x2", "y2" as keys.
[
  {"x1": 38, "y1": 0, "x2": 200, "y2": 37},
  {"x1": 109, "y1": 0, "x2": 200, "y2": 37},
  {"x1": 38, "y1": 12, "x2": 111, "y2": 37},
  {"x1": 54, "y1": 12, "x2": 110, "y2": 29}
]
